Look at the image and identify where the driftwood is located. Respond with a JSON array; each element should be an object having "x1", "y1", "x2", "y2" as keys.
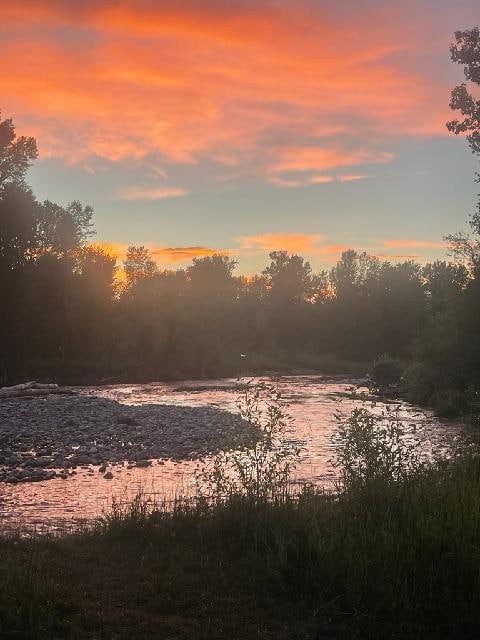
[{"x1": 0, "y1": 382, "x2": 75, "y2": 399}]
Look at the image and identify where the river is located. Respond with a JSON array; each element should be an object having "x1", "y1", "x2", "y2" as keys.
[{"x1": 0, "y1": 375, "x2": 465, "y2": 532}]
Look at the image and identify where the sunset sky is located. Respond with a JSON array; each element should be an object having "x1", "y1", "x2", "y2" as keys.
[{"x1": 2, "y1": 0, "x2": 479, "y2": 273}]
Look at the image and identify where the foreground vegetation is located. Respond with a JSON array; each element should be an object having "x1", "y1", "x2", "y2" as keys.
[
  {"x1": 2, "y1": 454, "x2": 480, "y2": 639},
  {"x1": 1, "y1": 400, "x2": 480, "y2": 640}
]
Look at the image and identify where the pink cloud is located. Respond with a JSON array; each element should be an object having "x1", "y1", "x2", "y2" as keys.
[
  {"x1": 118, "y1": 186, "x2": 189, "y2": 200},
  {"x1": 0, "y1": 0, "x2": 464, "y2": 188},
  {"x1": 236, "y1": 233, "x2": 326, "y2": 254}
]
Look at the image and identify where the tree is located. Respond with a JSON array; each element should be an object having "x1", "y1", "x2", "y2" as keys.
[
  {"x1": 0, "y1": 111, "x2": 37, "y2": 189},
  {"x1": 124, "y1": 246, "x2": 158, "y2": 289},
  {"x1": 447, "y1": 28, "x2": 480, "y2": 157},
  {"x1": 37, "y1": 200, "x2": 94, "y2": 256},
  {"x1": 330, "y1": 250, "x2": 378, "y2": 300},
  {"x1": 187, "y1": 254, "x2": 237, "y2": 299},
  {"x1": 0, "y1": 184, "x2": 39, "y2": 270},
  {"x1": 263, "y1": 251, "x2": 317, "y2": 304},
  {"x1": 422, "y1": 261, "x2": 468, "y2": 314},
  {"x1": 446, "y1": 27, "x2": 480, "y2": 251}
]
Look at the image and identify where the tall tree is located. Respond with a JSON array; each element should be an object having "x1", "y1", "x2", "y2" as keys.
[
  {"x1": 37, "y1": 200, "x2": 94, "y2": 256},
  {"x1": 0, "y1": 185, "x2": 39, "y2": 270},
  {"x1": 187, "y1": 254, "x2": 237, "y2": 300},
  {"x1": 263, "y1": 251, "x2": 317, "y2": 304},
  {"x1": 124, "y1": 246, "x2": 159, "y2": 289},
  {"x1": 0, "y1": 111, "x2": 37, "y2": 189},
  {"x1": 446, "y1": 27, "x2": 480, "y2": 271}
]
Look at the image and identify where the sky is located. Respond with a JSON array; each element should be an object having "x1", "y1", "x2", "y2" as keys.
[{"x1": 1, "y1": 0, "x2": 479, "y2": 274}]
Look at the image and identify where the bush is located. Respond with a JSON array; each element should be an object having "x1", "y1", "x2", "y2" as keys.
[
  {"x1": 370, "y1": 353, "x2": 403, "y2": 389},
  {"x1": 196, "y1": 380, "x2": 300, "y2": 501},
  {"x1": 432, "y1": 389, "x2": 468, "y2": 418},
  {"x1": 403, "y1": 361, "x2": 438, "y2": 405},
  {"x1": 333, "y1": 406, "x2": 423, "y2": 490}
]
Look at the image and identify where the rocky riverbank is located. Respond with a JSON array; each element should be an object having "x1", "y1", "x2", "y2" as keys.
[{"x1": 0, "y1": 395, "x2": 256, "y2": 484}]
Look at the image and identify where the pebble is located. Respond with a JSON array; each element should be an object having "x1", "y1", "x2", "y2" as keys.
[{"x1": 0, "y1": 394, "x2": 256, "y2": 484}]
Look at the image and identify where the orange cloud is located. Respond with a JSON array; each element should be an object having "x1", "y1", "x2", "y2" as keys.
[
  {"x1": 233, "y1": 233, "x2": 447, "y2": 264},
  {"x1": 151, "y1": 246, "x2": 227, "y2": 262},
  {"x1": 337, "y1": 175, "x2": 369, "y2": 182},
  {"x1": 269, "y1": 175, "x2": 335, "y2": 188},
  {"x1": 93, "y1": 242, "x2": 223, "y2": 264},
  {"x1": 270, "y1": 148, "x2": 393, "y2": 177},
  {"x1": 373, "y1": 254, "x2": 421, "y2": 261},
  {"x1": 236, "y1": 233, "x2": 326, "y2": 254},
  {"x1": 94, "y1": 233, "x2": 447, "y2": 272},
  {"x1": 118, "y1": 186, "x2": 189, "y2": 200},
  {"x1": 377, "y1": 239, "x2": 445, "y2": 249},
  {"x1": 269, "y1": 174, "x2": 370, "y2": 188},
  {"x1": 0, "y1": 0, "x2": 461, "y2": 186}
]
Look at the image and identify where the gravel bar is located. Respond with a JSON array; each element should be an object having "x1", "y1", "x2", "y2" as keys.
[{"x1": 0, "y1": 395, "x2": 256, "y2": 483}]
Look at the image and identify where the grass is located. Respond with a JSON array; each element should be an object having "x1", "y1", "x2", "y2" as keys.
[{"x1": 2, "y1": 451, "x2": 480, "y2": 639}]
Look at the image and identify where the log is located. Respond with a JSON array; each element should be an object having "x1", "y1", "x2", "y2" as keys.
[
  {"x1": 0, "y1": 382, "x2": 74, "y2": 399},
  {"x1": 0, "y1": 381, "x2": 58, "y2": 392}
]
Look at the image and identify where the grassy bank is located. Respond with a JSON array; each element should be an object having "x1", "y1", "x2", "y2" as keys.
[
  {"x1": 10, "y1": 350, "x2": 367, "y2": 386},
  {"x1": 2, "y1": 449, "x2": 480, "y2": 639}
]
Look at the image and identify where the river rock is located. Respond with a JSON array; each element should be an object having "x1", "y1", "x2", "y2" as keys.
[{"x1": 0, "y1": 394, "x2": 257, "y2": 484}]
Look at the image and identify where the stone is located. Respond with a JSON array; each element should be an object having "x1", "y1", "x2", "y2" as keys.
[
  {"x1": 103, "y1": 471, "x2": 113, "y2": 479},
  {"x1": 0, "y1": 394, "x2": 255, "y2": 485}
]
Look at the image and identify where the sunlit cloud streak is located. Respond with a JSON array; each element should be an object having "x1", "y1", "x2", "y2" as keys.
[
  {"x1": 94, "y1": 230, "x2": 447, "y2": 275},
  {"x1": 151, "y1": 246, "x2": 227, "y2": 262},
  {"x1": 338, "y1": 175, "x2": 369, "y2": 183},
  {"x1": 117, "y1": 186, "x2": 189, "y2": 200},
  {"x1": 234, "y1": 233, "x2": 445, "y2": 265},
  {"x1": 0, "y1": 0, "x2": 469, "y2": 191},
  {"x1": 95, "y1": 242, "x2": 224, "y2": 264},
  {"x1": 236, "y1": 233, "x2": 326, "y2": 254},
  {"x1": 374, "y1": 254, "x2": 421, "y2": 260},
  {"x1": 377, "y1": 239, "x2": 446, "y2": 249}
]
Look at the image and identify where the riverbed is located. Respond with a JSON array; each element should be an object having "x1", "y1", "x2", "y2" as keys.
[{"x1": 0, "y1": 375, "x2": 465, "y2": 531}]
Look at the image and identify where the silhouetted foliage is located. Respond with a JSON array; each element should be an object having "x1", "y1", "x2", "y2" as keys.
[
  {"x1": 0, "y1": 104, "x2": 476, "y2": 398},
  {"x1": 446, "y1": 27, "x2": 480, "y2": 270},
  {"x1": 0, "y1": 111, "x2": 37, "y2": 189},
  {"x1": 124, "y1": 245, "x2": 159, "y2": 290},
  {"x1": 404, "y1": 26, "x2": 480, "y2": 418}
]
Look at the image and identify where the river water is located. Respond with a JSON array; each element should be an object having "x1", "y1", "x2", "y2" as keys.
[{"x1": 0, "y1": 375, "x2": 465, "y2": 531}]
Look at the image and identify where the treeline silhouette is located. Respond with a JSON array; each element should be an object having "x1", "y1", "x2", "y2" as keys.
[
  {"x1": 1, "y1": 26, "x2": 479, "y2": 418},
  {"x1": 1, "y1": 117, "x2": 478, "y2": 418}
]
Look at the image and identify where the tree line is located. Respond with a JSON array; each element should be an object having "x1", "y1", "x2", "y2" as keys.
[{"x1": 1, "y1": 28, "x2": 479, "y2": 420}]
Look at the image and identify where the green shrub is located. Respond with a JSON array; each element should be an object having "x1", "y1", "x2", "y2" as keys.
[
  {"x1": 403, "y1": 361, "x2": 438, "y2": 404},
  {"x1": 432, "y1": 389, "x2": 468, "y2": 418},
  {"x1": 371, "y1": 353, "x2": 403, "y2": 389},
  {"x1": 196, "y1": 380, "x2": 300, "y2": 501},
  {"x1": 333, "y1": 406, "x2": 423, "y2": 490}
]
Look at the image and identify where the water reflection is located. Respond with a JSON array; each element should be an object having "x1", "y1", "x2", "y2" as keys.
[{"x1": 0, "y1": 375, "x2": 465, "y2": 530}]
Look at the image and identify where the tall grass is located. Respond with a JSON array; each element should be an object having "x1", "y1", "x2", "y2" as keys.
[
  {"x1": 0, "y1": 535, "x2": 65, "y2": 638},
  {"x1": 1, "y1": 399, "x2": 480, "y2": 638}
]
